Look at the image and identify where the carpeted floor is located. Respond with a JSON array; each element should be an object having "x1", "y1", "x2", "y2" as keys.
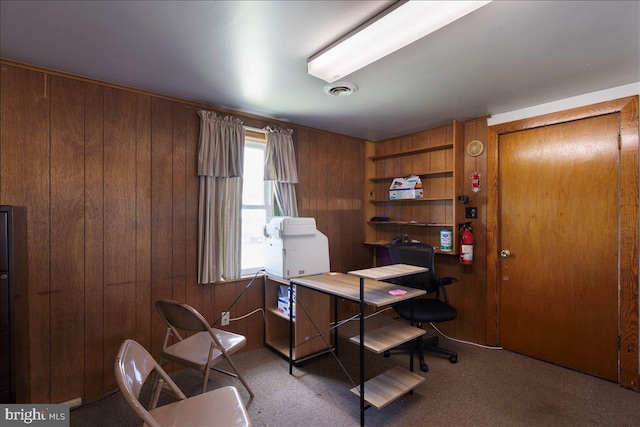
[{"x1": 71, "y1": 317, "x2": 640, "y2": 427}]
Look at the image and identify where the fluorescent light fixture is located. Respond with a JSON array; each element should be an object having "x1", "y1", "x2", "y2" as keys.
[{"x1": 307, "y1": 0, "x2": 492, "y2": 83}]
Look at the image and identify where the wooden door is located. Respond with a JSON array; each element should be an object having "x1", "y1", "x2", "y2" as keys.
[{"x1": 497, "y1": 114, "x2": 619, "y2": 381}]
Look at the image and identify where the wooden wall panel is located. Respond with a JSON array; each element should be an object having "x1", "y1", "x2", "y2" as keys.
[
  {"x1": 345, "y1": 136, "x2": 365, "y2": 271},
  {"x1": 83, "y1": 82, "x2": 105, "y2": 399},
  {"x1": 103, "y1": 87, "x2": 138, "y2": 391},
  {"x1": 49, "y1": 75, "x2": 86, "y2": 403},
  {"x1": 435, "y1": 118, "x2": 488, "y2": 344},
  {"x1": 326, "y1": 133, "x2": 345, "y2": 271},
  {"x1": 314, "y1": 132, "x2": 331, "y2": 251},
  {"x1": 297, "y1": 131, "x2": 367, "y2": 274},
  {"x1": 150, "y1": 97, "x2": 175, "y2": 361},
  {"x1": 171, "y1": 103, "x2": 187, "y2": 304},
  {"x1": 184, "y1": 107, "x2": 202, "y2": 316},
  {"x1": 135, "y1": 94, "x2": 152, "y2": 350},
  {"x1": 296, "y1": 128, "x2": 319, "y2": 220},
  {"x1": 367, "y1": 121, "x2": 488, "y2": 344},
  {"x1": 0, "y1": 61, "x2": 369, "y2": 403},
  {"x1": 0, "y1": 65, "x2": 51, "y2": 403},
  {"x1": 245, "y1": 277, "x2": 265, "y2": 347}
]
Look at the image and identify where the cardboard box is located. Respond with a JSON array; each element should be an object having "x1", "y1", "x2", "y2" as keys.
[
  {"x1": 389, "y1": 175, "x2": 423, "y2": 199},
  {"x1": 277, "y1": 284, "x2": 296, "y2": 319}
]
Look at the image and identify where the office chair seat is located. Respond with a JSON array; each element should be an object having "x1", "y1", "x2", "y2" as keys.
[{"x1": 393, "y1": 298, "x2": 457, "y2": 323}]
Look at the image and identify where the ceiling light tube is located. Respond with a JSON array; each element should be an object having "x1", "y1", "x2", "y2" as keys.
[{"x1": 307, "y1": 0, "x2": 492, "y2": 83}]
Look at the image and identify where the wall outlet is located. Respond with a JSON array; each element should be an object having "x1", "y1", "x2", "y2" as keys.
[
  {"x1": 62, "y1": 397, "x2": 82, "y2": 409},
  {"x1": 465, "y1": 206, "x2": 478, "y2": 219},
  {"x1": 221, "y1": 311, "x2": 230, "y2": 326}
]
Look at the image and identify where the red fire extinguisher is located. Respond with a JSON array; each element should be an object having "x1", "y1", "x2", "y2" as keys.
[{"x1": 460, "y1": 223, "x2": 474, "y2": 265}]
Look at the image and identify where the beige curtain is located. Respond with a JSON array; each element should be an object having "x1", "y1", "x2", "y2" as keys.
[
  {"x1": 197, "y1": 111, "x2": 245, "y2": 283},
  {"x1": 264, "y1": 127, "x2": 299, "y2": 217}
]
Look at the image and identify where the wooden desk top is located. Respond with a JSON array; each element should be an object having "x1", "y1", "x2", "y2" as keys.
[
  {"x1": 291, "y1": 273, "x2": 425, "y2": 307},
  {"x1": 348, "y1": 263, "x2": 428, "y2": 280}
]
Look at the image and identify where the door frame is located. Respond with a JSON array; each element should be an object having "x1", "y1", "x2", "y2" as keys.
[{"x1": 486, "y1": 96, "x2": 639, "y2": 391}]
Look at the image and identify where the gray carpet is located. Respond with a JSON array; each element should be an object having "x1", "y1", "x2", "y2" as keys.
[{"x1": 71, "y1": 318, "x2": 640, "y2": 427}]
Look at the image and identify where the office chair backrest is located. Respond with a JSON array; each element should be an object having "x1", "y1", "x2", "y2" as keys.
[
  {"x1": 389, "y1": 242, "x2": 439, "y2": 293},
  {"x1": 156, "y1": 299, "x2": 210, "y2": 332}
]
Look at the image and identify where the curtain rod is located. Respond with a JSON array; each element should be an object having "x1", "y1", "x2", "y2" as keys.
[{"x1": 245, "y1": 126, "x2": 267, "y2": 134}]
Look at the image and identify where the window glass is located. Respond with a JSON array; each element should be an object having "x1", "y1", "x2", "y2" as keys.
[{"x1": 241, "y1": 137, "x2": 272, "y2": 275}]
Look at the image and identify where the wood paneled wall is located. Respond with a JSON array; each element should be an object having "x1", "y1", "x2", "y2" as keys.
[
  {"x1": 436, "y1": 118, "x2": 488, "y2": 344},
  {"x1": 0, "y1": 62, "x2": 369, "y2": 404},
  {"x1": 360, "y1": 119, "x2": 489, "y2": 344}
]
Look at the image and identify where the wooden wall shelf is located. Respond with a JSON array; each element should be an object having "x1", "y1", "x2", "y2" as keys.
[
  {"x1": 369, "y1": 197, "x2": 453, "y2": 203},
  {"x1": 369, "y1": 170, "x2": 452, "y2": 182},
  {"x1": 368, "y1": 143, "x2": 453, "y2": 161},
  {"x1": 364, "y1": 120, "x2": 464, "y2": 260}
]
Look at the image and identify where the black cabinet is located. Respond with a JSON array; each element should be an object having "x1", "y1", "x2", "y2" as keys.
[{"x1": 0, "y1": 206, "x2": 27, "y2": 403}]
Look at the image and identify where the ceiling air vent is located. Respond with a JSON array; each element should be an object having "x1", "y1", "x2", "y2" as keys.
[{"x1": 323, "y1": 82, "x2": 358, "y2": 97}]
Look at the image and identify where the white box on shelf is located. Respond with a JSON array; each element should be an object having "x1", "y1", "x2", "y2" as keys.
[{"x1": 389, "y1": 175, "x2": 423, "y2": 199}]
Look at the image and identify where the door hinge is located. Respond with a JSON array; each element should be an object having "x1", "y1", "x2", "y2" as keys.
[
  {"x1": 617, "y1": 335, "x2": 621, "y2": 350},
  {"x1": 618, "y1": 134, "x2": 621, "y2": 149}
]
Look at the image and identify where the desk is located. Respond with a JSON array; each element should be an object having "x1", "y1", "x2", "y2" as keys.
[{"x1": 291, "y1": 265, "x2": 427, "y2": 426}]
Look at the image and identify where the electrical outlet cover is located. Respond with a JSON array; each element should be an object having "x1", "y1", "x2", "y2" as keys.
[{"x1": 221, "y1": 311, "x2": 230, "y2": 326}]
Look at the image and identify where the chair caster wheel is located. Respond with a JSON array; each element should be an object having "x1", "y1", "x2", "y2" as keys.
[
  {"x1": 420, "y1": 362, "x2": 429, "y2": 372},
  {"x1": 383, "y1": 350, "x2": 390, "y2": 358},
  {"x1": 449, "y1": 355, "x2": 458, "y2": 364}
]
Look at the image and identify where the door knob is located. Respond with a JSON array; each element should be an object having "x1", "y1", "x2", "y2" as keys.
[{"x1": 500, "y1": 249, "x2": 511, "y2": 258}]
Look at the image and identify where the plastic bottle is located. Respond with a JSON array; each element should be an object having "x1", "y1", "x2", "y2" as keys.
[{"x1": 440, "y1": 229, "x2": 452, "y2": 251}]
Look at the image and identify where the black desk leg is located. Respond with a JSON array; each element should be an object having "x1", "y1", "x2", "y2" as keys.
[
  {"x1": 334, "y1": 296, "x2": 339, "y2": 356},
  {"x1": 289, "y1": 282, "x2": 294, "y2": 375},
  {"x1": 359, "y1": 277, "x2": 365, "y2": 427},
  {"x1": 410, "y1": 300, "x2": 415, "y2": 373}
]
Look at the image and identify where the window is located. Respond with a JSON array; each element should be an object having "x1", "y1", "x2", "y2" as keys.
[{"x1": 241, "y1": 135, "x2": 273, "y2": 275}]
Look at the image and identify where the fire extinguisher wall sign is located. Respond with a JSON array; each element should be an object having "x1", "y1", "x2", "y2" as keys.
[{"x1": 460, "y1": 223, "x2": 474, "y2": 265}]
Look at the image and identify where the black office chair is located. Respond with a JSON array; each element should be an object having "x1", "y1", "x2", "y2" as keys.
[{"x1": 386, "y1": 242, "x2": 458, "y2": 372}]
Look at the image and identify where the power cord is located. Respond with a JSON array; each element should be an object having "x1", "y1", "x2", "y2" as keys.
[
  {"x1": 212, "y1": 269, "x2": 264, "y2": 327},
  {"x1": 330, "y1": 308, "x2": 503, "y2": 350},
  {"x1": 230, "y1": 308, "x2": 265, "y2": 323},
  {"x1": 429, "y1": 322, "x2": 503, "y2": 350}
]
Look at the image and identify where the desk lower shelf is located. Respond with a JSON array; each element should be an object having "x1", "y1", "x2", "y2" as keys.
[
  {"x1": 350, "y1": 366, "x2": 424, "y2": 410},
  {"x1": 349, "y1": 321, "x2": 426, "y2": 409},
  {"x1": 349, "y1": 321, "x2": 425, "y2": 354}
]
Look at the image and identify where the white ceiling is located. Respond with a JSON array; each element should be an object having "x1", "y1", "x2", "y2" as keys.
[{"x1": 1, "y1": 1, "x2": 638, "y2": 141}]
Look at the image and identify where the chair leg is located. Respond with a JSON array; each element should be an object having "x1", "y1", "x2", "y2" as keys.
[
  {"x1": 223, "y1": 356, "x2": 255, "y2": 397},
  {"x1": 384, "y1": 333, "x2": 457, "y2": 370},
  {"x1": 423, "y1": 335, "x2": 458, "y2": 364},
  {"x1": 202, "y1": 365, "x2": 212, "y2": 394},
  {"x1": 414, "y1": 336, "x2": 429, "y2": 372},
  {"x1": 383, "y1": 337, "x2": 430, "y2": 372}
]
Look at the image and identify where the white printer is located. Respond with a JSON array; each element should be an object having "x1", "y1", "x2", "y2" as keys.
[{"x1": 263, "y1": 217, "x2": 330, "y2": 279}]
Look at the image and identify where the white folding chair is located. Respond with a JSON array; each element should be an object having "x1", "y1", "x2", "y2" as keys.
[{"x1": 114, "y1": 339, "x2": 251, "y2": 427}]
